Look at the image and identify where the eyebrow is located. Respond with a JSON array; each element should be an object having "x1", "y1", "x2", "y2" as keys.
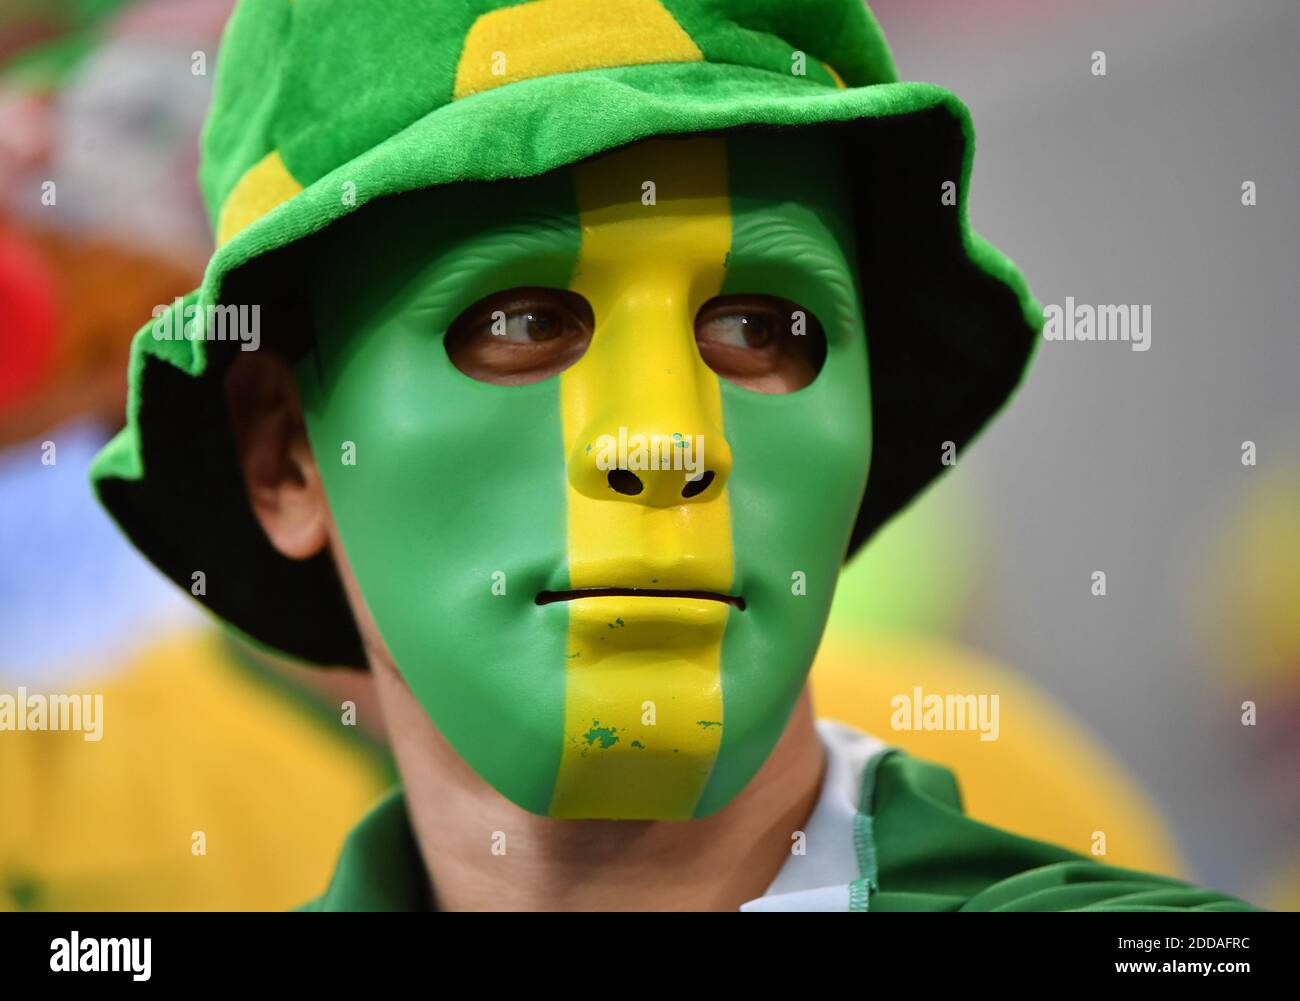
[{"x1": 726, "y1": 209, "x2": 861, "y2": 337}]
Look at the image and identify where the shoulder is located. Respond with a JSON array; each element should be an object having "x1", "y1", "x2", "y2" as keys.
[
  {"x1": 863, "y1": 747, "x2": 1261, "y2": 912},
  {"x1": 295, "y1": 789, "x2": 430, "y2": 912}
]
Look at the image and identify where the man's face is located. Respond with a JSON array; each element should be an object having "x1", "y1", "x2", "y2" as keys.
[{"x1": 298, "y1": 132, "x2": 871, "y2": 819}]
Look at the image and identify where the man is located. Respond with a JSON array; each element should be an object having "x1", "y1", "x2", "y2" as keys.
[{"x1": 91, "y1": 0, "x2": 1255, "y2": 911}]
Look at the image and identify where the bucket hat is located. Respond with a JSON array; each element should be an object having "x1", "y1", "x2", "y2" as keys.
[{"x1": 91, "y1": 0, "x2": 1041, "y2": 667}]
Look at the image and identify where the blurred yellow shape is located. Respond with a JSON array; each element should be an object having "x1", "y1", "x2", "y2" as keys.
[
  {"x1": 812, "y1": 633, "x2": 1186, "y2": 877},
  {"x1": 0, "y1": 629, "x2": 388, "y2": 911}
]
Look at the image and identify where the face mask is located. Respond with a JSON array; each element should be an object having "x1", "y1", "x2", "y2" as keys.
[{"x1": 298, "y1": 131, "x2": 871, "y2": 819}]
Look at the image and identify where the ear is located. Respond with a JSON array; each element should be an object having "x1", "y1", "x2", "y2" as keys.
[{"x1": 224, "y1": 350, "x2": 330, "y2": 560}]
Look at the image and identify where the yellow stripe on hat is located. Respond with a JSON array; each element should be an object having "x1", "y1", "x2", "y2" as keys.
[
  {"x1": 822, "y1": 62, "x2": 848, "y2": 89},
  {"x1": 453, "y1": 0, "x2": 702, "y2": 100},
  {"x1": 215, "y1": 150, "x2": 304, "y2": 248},
  {"x1": 548, "y1": 138, "x2": 733, "y2": 819}
]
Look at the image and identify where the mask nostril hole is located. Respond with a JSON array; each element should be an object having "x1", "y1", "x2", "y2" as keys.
[
  {"x1": 681, "y1": 470, "x2": 715, "y2": 499},
  {"x1": 607, "y1": 469, "x2": 644, "y2": 496}
]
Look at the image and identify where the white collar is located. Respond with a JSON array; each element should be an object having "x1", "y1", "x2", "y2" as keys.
[{"x1": 739, "y1": 719, "x2": 887, "y2": 912}]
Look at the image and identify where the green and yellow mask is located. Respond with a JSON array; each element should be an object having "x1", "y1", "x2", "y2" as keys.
[{"x1": 298, "y1": 131, "x2": 870, "y2": 819}]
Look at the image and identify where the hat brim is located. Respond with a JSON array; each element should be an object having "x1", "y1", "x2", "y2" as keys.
[{"x1": 92, "y1": 62, "x2": 1041, "y2": 667}]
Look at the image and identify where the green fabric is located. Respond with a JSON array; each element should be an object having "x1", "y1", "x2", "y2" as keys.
[
  {"x1": 90, "y1": 0, "x2": 1043, "y2": 667},
  {"x1": 297, "y1": 791, "x2": 430, "y2": 912},
  {"x1": 300, "y1": 747, "x2": 1259, "y2": 912},
  {"x1": 867, "y1": 751, "x2": 1258, "y2": 912},
  {"x1": 201, "y1": 0, "x2": 896, "y2": 207}
]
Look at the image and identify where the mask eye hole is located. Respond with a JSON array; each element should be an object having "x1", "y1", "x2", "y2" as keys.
[
  {"x1": 446, "y1": 287, "x2": 595, "y2": 385},
  {"x1": 694, "y1": 295, "x2": 827, "y2": 393}
]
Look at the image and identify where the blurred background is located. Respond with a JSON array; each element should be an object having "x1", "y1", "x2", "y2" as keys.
[{"x1": 0, "y1": 0, "x2": 1296, "y2": 910}]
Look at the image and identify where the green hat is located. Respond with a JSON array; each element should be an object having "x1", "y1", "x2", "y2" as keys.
[{"x1": 91, "y1": 0, "x2": 1040, "y2": 667}]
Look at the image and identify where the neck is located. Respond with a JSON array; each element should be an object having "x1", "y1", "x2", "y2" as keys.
[{"x1": 371, "y1": 655, "x2": 825, "y2": 911}]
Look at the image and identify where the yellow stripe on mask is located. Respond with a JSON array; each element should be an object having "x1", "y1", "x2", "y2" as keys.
[{"x1": 549, "y1": 138, "x2": 734, "y2": 819}]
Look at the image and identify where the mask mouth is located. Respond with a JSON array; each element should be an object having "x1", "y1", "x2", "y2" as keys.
[{"x1": 536, "y1": 588, "x2": 746, "y2": 611}]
